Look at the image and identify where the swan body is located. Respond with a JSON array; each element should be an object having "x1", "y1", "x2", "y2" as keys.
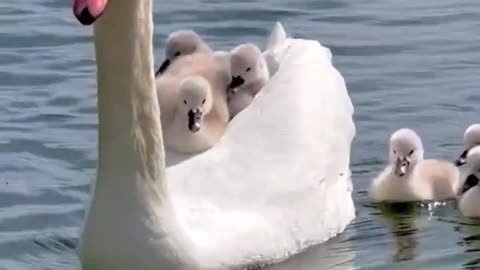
[
  {"x1": 73, "y1": 0, "x2": 356, "y2": 268},
  {"x1": 167, "y1": 26, "x2": 356, "y2": 266},
  {"x1": 369, "y1": 129, "x2": 459, "y2": 202}
]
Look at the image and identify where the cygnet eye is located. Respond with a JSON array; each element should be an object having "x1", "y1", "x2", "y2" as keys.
[
  {"x1": 393, "y1": 150, "x2": 397, "y2": 154},
  {"x1": 245, "y1": 67, "x2": 251, "y2": 72},
  {"x1": 174, "y1": 52, "x2": 181, "y2": 57},
  {"x1": 202, "y1": 99, "x2": 206, "y2": 105},
  {"x1": 184, "y1": 100, "x2": 187, "y2": 105},
  {"x1": 408, "y1": 149, "x2": 415, "y2": 156}
]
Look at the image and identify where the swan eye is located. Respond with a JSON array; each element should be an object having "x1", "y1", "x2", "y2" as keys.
[
  {"x1": 408, "y1": 149, "x2": 415, "y2": 156},
  {"x1": 246, "y1": 67, "x2": 251, "y2": 72},
  {"x1": 184, "y1": 100, "x2": 187, "y2": 105},
  {"x1": 393, "y1": 150, "x2": 397, "y2": 154},
  {"x1": 202, "y1": 99, "x2": 206, "y2": 105}
]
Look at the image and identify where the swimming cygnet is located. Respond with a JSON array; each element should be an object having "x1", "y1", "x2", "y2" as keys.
[
  {"x1": 454, "y1": 124, "x2": 480, "y2": 166},
  {"x1": 227, "y1": 43, "x2": 269, "y2": 120},
  {"x1": 162, "y1": 76, "x2": 228, "y2": 154},
  {"x1": 369, "y1": 128, "x2": 460, "y2": 202},
  {"x1": 458, "y1": 146, "x2": 480, "y2": 217},
  {"x1": 156, "y1": 30, "x2": 212, "y2": 76}
]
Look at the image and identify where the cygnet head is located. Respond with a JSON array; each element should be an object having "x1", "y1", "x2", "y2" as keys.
[
  {"x1": 177, "y1": 76, "x2": 213, "y2": 133},
  {"x1": 455, "y1": 124, "x2": 480, "y2": 166},
  {"x1": 388, "y1": 129, "x2": 425, "y2": 177},
  {"x1": 228, "y1": 43, "x2": 267, "y2": 89},
  {"x1": 460, "y1": 146, "x2": 480, "y2": 194},
  {"x1": 156, "y1": 30, "x2": 211, "y2": 75}
]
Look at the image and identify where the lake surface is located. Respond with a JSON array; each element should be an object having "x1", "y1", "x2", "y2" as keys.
[{"x1": 0, "y1": 0, "x2": 479, "y2": 269}]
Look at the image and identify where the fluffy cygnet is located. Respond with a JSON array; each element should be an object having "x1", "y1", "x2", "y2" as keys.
[
  {"x1": 156, "y1": 53, "x2": 230, "y2": 154},
  {"x1": 369, "y1": 128, "x2": 460, "y2": 202},
  {"x1": 227, "y1": 43, "x2": 269, "y2": 120},
  {"x1": 458, "y1": 146, "x2": 480, "y2": 217},
  {"x1": 454, "y1": 124, "x2": 480, "y2": 166},
  {"x1": 162, "y1": 76, "x2": 228, "y2": 154},
  {"x1": 156, "y1": 30, "x2": 212, "y2": 76}
]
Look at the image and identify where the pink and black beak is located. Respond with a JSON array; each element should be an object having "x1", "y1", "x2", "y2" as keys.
[
  {"x1": 187, "y1": 108, "x2": 202, "y2": 133},
  {"x1": 73, "y1": 0, "x2": 108, "y2": 25},
  {"x1": 454, "y1": 150, "x2": 468, "y2": 167}
]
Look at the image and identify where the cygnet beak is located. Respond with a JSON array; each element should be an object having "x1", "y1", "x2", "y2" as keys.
[
  {"x1": 187, "y1": 108, "x2": 203, "y2": 133},
  {"x1": 394, "y1": 158, "x2": 410, "y2": 177},
  {"x1": 156, "y1": 59, "x2": 171, "y2": 76},
  {"x1": 228, "y1": 76, "x2": 245, "y2": 89},
  {"x1": 460, "y1": 174, "x2": 480, "y2": 195},
  {"x1": 454, "y1": 150, "x2": 468, "y2": 167},
  {"x1": 73, "y1": 0, "x2": 108, "y2": 25}
]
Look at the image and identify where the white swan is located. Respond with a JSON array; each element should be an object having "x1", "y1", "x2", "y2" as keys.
[
  {"x1": 73, "y1": 0, "x2": 355, "y2": 269},
  {"x1": 156, "y1": 30, "x2": 212, "y2": 76},
  {"x1": 369, "y1": 128, "x2": 459, "y2": 202},
  {"x1": 458, "y1": 146, "x2": 480, "y2": 217},
  {"x1": 227, "y1": 43, "x2": 269, "y2": 120}
]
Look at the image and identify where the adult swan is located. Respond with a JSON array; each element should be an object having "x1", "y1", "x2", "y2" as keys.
[{"x1": 73, "y1": 0, "x2": 356, "y2": 269}]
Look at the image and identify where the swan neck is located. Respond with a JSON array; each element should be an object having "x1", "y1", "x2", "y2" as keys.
[{"x1": 93, "y1": 0, "x2": 166, "y2": 191}]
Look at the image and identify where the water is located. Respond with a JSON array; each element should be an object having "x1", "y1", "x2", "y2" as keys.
[{"x1": 0, "y1": 0, "x2": 479, "y2": 269}]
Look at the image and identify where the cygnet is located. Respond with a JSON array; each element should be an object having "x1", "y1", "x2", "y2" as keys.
[
  {"x1": 156, "y1": 53, "x2": 230, "y2": 154},
  {"x1": 156, "y1": 30, "x2": 212, "y2": 76},
  {"x1": 369, "y1": 128, "x2": 459, "y2": 202},
  {"x1": 227, "y1": 43, "x2": 269, "y2": 120},
  {"x1": 458, "y1": 146, "x2": 480, "y2": 217},
  {"x1": 162, "y1": 76, "x2": 229, "y2": 154},
  {"x1": 454, "y1": 124, "x2": 480, "y2": 166}
]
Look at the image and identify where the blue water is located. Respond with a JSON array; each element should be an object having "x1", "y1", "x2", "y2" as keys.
[{"x1": 0, "y1": 0, "x2": 479, "y2": 269}]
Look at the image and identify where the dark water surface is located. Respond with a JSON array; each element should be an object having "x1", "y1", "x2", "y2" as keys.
[{"x1": 0, "y1": 0, "x2": 479, "y2": 269}]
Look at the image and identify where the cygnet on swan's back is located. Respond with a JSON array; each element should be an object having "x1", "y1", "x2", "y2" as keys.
[
  {"x1": 156, "y1": 30, "x2": 212, "y2": 76},
  {"x1": 454, "y1": 124, "x2": 480, "y2": 166},
  {"x1": 227, "y1": 43, "x2": 270, "y2": 120},
  {"x1": 369, "y1": 128, "x2": 459, "y2": 202},
  {"x1": 458, "y1": 146, "x2": 480, "y2": 217},
  {"x1": 156, "y1": 54, "x2": 230, "y2": 154}
]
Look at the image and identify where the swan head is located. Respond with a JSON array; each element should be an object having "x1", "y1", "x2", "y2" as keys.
[
  {"x1": 460, "y1": 146, "x2": 480, "y2": 194},
  {"x1": 228, "y1": 44, "x2": 267, "y2": 89},
  {"x1": 177, "y1": 76, "x2": 213, "y2": 133},
  {"x1": 156, "y1": 30, "x2": 210, "y2": 75},
  {"x1": 73, "y1": 0, "x2": 108, "y2": 25},
  {"x1": 388, "y1": 128, "x2": 424, "y2": 177},
  {"x1": 455, "y1": 124, "x2": 480, "y2": 167}
]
